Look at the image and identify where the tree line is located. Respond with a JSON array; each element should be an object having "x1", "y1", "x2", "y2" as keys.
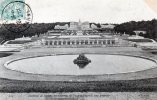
[
  {"x1": 114, "y1": 19, "x2": 157, "y2": 40},
  {"x1": 0, "y1": 19, "x2": 157, "y2": 41},
  {"x1": 0, "y1": 22, "x2": 69, "y2": 41}
]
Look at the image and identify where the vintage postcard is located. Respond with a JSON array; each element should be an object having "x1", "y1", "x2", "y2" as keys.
[{"x1": 0, "y1": 0, "x2": 157, "y2": 99}]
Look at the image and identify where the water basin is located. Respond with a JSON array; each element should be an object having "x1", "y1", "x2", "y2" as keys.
[{"x1": 5, "y1": 54, "x2": 157, "y2": 75}]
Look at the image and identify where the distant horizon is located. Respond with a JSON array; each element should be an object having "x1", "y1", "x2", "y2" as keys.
[
  {"x1": 1, "y1": 18, "x2": 157, "y2": 25},
  {"x1": 32, "y1": 18, "x2": 157, "y2": 24}
]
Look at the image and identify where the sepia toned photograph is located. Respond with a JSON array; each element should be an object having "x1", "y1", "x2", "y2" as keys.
[{"x1": 0, "y1": 0, "x2": 157, "y2": 99}]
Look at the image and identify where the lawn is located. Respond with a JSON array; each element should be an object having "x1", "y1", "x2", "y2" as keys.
[
  {"x1": 0, "y1": 53, "x2": 12, "y2": 58},
  {"x1": 0, "y1": 78, "x2": 157, "y2": 92}
]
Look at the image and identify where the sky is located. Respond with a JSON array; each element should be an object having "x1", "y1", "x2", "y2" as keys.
[{"x1": 1, "y1": 0, "x2": 157, "y2": 24}]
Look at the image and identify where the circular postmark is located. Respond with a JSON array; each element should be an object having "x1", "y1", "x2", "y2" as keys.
[{"x1": 1, "y1": 1, "x2": 33, "y2": 33}]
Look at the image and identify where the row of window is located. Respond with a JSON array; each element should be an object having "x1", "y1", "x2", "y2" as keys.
[{"x1": 45, "y1": 40, "x2": 116, "y2": 45}]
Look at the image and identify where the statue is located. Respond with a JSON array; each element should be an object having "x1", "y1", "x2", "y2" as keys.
[{"x1": 73, "y1": 54, "x2": 91, "y2": 68}]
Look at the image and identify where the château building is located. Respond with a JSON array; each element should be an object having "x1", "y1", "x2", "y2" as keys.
[
  {"x1": 42, "y1": 20, "x2": 119, "y2": 47},
  {"x1": 42, "y1": 34, "x2": 118, "y2": 47},
  {"x1": 68, "y1": 20, "x2": 91, "y2": 30},
  {"x1": 54, "y1": 24, "x2": 69, "y2": 30}
]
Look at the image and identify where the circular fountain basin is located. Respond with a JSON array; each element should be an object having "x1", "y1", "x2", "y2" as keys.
[{"x1": 5, "y1": 54, "x2": 157, "y2": 75}]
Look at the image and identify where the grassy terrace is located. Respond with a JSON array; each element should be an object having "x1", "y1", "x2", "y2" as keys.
[
  {"x1": 0, "y1": 53, "x2": 13, "y2": 57},
  {"x1": 0, "y1": 78, "x2": 157, "y2": 93},
  {"x1": 0, "y1": 47, "x2": 157, "y2": 92}
]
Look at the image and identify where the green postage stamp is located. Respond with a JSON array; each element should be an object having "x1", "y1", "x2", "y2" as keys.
[{"x1": 0, "y1": 0, "x2": 33, "y2": 33}]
